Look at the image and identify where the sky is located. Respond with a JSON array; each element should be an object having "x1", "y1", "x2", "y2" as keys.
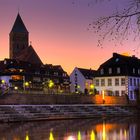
[{"x1": 0, "y1": 0, "x2": 139, "y2": 74}]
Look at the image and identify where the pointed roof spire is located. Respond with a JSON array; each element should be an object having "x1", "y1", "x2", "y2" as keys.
[{"x1": 10, "y1": 13, "x2": 28, "y2": 33}]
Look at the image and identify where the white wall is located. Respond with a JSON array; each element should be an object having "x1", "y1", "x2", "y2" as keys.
[{"x1": 0, "y1": 76, "x2": 11, "y2": 87}]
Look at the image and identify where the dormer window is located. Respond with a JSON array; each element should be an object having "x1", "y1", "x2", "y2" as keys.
[
  {"x1": 133, "y1": 68, "x2": 135, "y2": 74},
  {"x1": 115, "y1": 58, "x2": 119, "y2": 62},
  {"x1": 109, "y1": 68, "x2": 112, "y2": 74},
  {"x1": 138, "y1": 69, "x2": 140, "y2": 74},
  {"x1": 117, "y1": 67, "x2": 120, "y2": 74},
  {"x1": 100, "y1": 69, "x2": 104, "y2": 75}
]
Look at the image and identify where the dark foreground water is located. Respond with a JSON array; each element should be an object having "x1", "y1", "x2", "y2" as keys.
[{"x1": 0, "y1": 117, "x2": 139, "y2": 140}]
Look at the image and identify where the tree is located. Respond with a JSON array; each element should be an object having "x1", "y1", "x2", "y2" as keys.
[{"x1": 89, "y1": 0, "x2": 140, "y2": 48}]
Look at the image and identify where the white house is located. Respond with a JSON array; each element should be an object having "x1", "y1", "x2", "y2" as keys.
[
  {"x1": 70, "y1": 67, "x2": 96, "y2": 94},
  {"x1": 94, "y1": 53, "x2": 140, "y2": 100}
]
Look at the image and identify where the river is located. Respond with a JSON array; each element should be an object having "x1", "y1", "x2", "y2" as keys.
[{"x1": 0, "y1": 117, "x2": 139, "y2": 140}]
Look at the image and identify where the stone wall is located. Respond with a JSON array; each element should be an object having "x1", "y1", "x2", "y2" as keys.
[{"x1": 0, "y1": 93, "x2": 130, "y2": 105}]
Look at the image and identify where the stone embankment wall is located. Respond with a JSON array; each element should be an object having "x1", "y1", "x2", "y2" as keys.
[{"x1": 0, "y1": 93, "x2": 129, "y2": 105}]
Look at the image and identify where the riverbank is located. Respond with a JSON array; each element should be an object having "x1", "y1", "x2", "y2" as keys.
[{"x1": 0, "y1": 104, "x2": 139, "y2": 122}]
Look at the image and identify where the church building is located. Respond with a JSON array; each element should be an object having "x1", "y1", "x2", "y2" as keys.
[{"x1": 0, "y1": 13, "x2": 70, "y2": 93}]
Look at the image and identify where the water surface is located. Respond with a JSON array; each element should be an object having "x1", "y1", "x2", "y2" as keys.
[{"x1": 0, "y1": 117, "x2": 139, "y2": 140}]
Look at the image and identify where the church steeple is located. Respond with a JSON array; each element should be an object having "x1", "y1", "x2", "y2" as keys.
[
  {"x1": 9, "y1": 13, "x2": 29, "y2": 59},
  {"x1": 10, "y1": 13, "x2": 28, "y2": 33}
]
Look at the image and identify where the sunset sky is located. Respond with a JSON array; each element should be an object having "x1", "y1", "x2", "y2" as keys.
[{"x1": 0, "y1": 0, "x2": 139, "y2": 74}]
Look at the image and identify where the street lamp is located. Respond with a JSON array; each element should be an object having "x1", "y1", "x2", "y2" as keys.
[{"x1": 102, "y1": 90, "x2": 105, "y2": 104}]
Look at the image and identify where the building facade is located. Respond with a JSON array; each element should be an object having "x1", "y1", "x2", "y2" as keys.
[
  {"x1": 70, "y1": 67, "x2": 96, "y2": 94},
  {"x1": 94, "y1": 53, "x2": 140, "y2": 100}
]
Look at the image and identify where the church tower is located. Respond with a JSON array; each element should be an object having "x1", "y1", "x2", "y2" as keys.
[{"x1": 9, "y1": 13, "x2": 29, "y2": 59}]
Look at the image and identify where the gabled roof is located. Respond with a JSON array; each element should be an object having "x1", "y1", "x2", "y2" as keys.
[
  {"x1": 97, "y1": 53, "x2": 140, "y2": 77},
  {"x1": 77, "y1": 68, "x2": 96, "y2": 79},
  {"x1": 10, "y1": 13, "x2": 28, "y2": 33},
  {"x1": 15, "y1": 45, "x2": 43, "y2": 65}
]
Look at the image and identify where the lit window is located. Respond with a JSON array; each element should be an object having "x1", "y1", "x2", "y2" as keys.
[
  {"x1": 115, "y1": 78, "x2": 119, "y2": 86},
  {"x1": 121, "y1": 78, "x2": 125, "y2": 86},
  {"x1": 108, "y1": 79, "x2": 112, "y2": 86},
  {"x1": 101, "y1": 79, "x2": 105, "y2": 86},
  {"x1": 117, "y1": 67, "x2": 120, "y2": 74},
  {"x1": 109, "y1": 68, "x2": 112, "y2": 74}
]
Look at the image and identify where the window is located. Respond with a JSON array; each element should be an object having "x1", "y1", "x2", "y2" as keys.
[
  {"x1": 115, "y1": 78, "x2": 119, "y2": 86},
  {"x1": 117, "y1": 67, "x2": 120, "y2": 74},
  {"x1": 137, "y1": 79, "x2": 140, "y2": 86},
  {"x1": 95, "y1": 79, "x2": 99, "y2": 86},
  {"x1": 121, "y1": 91, "x2": 125, "y2": 96},
  {"x1": 133, "y1": 68, "x2": 135, "y2": 74},
  {"x1": 134, "y1": 78, "x2": 136, "y2": 86},
  {"x1": 138, "y1": 69, "x2": 140, "y2": 74},
  {"x1": 108, "y1": 79, "x2": 112, "y2": 86},
  {"x1": 130, "y1": 78, "x2": 132, "y2": 86},
  {"x1": 54, "y1": 72, "x2": 58, "y2": 76},
  {"x1": 130, "y1": 91, "x2": 133, "y2": 99},
  {"x1": 115, "y1": 90, "x2": 119, "y2": 96},
  {"x1": 101, "y1": 79, "x2": 105, "y2": 86},
  {"x1": 109, "y1": 68, "x2": 112, "y2": 74},
  {"x1": 121, "y1": 78, "x2": 125, "y2": 86},
  {"x1": 100, "y1": 69, "x2": 104, "y2": 75}
]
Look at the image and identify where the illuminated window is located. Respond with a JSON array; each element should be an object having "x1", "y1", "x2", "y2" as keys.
[
  {"x1": 121, "y1": 78, "x2": 125, "y2": 86},
  {"x1": 11, "y1": 75, "x2": 23, "y2": 80},
  {"x1": 108, "y1": 79, "x2": 112, "y2": 86},
  {"x1": 109, "y1": 68, "x2": 112, "y2": 74},
  {"x1": 115, "y1": 78, "x2": 119, "y2": 86},
  {"x1": 101, "y1": 79, "x2": 105, "y2": 86}
]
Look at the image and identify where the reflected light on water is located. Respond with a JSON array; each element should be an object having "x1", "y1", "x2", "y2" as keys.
[
  {"x1": 25, "y1": 133, "x2": 29, "y2": 140},
  {"x1": 90, "y1": 130, "x2": 95, "y2": 140},
  {"x1": 49, "y1": 131, "x2": 54, "y2": 140},
  {"x1": 67, "y1": 136, "x2": 75, "y2": 140},
  {"x1": 102, "y1": 121, "x2": 106, "y2": 140},
  {"x1": 78, "y1": 131, "x2": 81, "y2": 140}
]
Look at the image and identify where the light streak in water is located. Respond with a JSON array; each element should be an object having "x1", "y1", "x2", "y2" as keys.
[
  {"x1": 90, "y1": 130, "x2": 95, "y2": 140},
  {"x1": 78, "y1": 131, "x2": 81, "y2": 140},
  {"x1": 49, "y1": 131, "x2": 54, "y2": 140}
]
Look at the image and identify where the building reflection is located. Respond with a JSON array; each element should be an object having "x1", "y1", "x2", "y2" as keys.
[{"x1": 0, "y1": 117, "x2": 138, "y2": 140}]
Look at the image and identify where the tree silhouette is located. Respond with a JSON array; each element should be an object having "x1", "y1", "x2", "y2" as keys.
[{"x1": 88, "y1": 0, "x2": 140, "y2": 47}]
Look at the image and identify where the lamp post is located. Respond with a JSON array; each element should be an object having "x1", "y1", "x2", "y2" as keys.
[{"x1": 102, "y1": 90, "x2": 105, "y2": 104}]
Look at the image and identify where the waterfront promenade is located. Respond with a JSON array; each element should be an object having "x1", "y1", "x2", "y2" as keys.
[{"x1": 0, "y1": 93, "x2": 139, "y2": 122}]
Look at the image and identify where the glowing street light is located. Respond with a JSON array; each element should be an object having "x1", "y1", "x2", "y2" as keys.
[
  {"x1": 48, "y1": 80, "x2": 54, "y2": 88},
  {"x1": 1, "y1": 80, "x2": 5, "y2": 84}
]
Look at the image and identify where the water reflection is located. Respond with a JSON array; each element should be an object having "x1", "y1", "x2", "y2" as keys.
[{"x1": 0, "y1": 117, "x2": 139, "y2": 140}]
